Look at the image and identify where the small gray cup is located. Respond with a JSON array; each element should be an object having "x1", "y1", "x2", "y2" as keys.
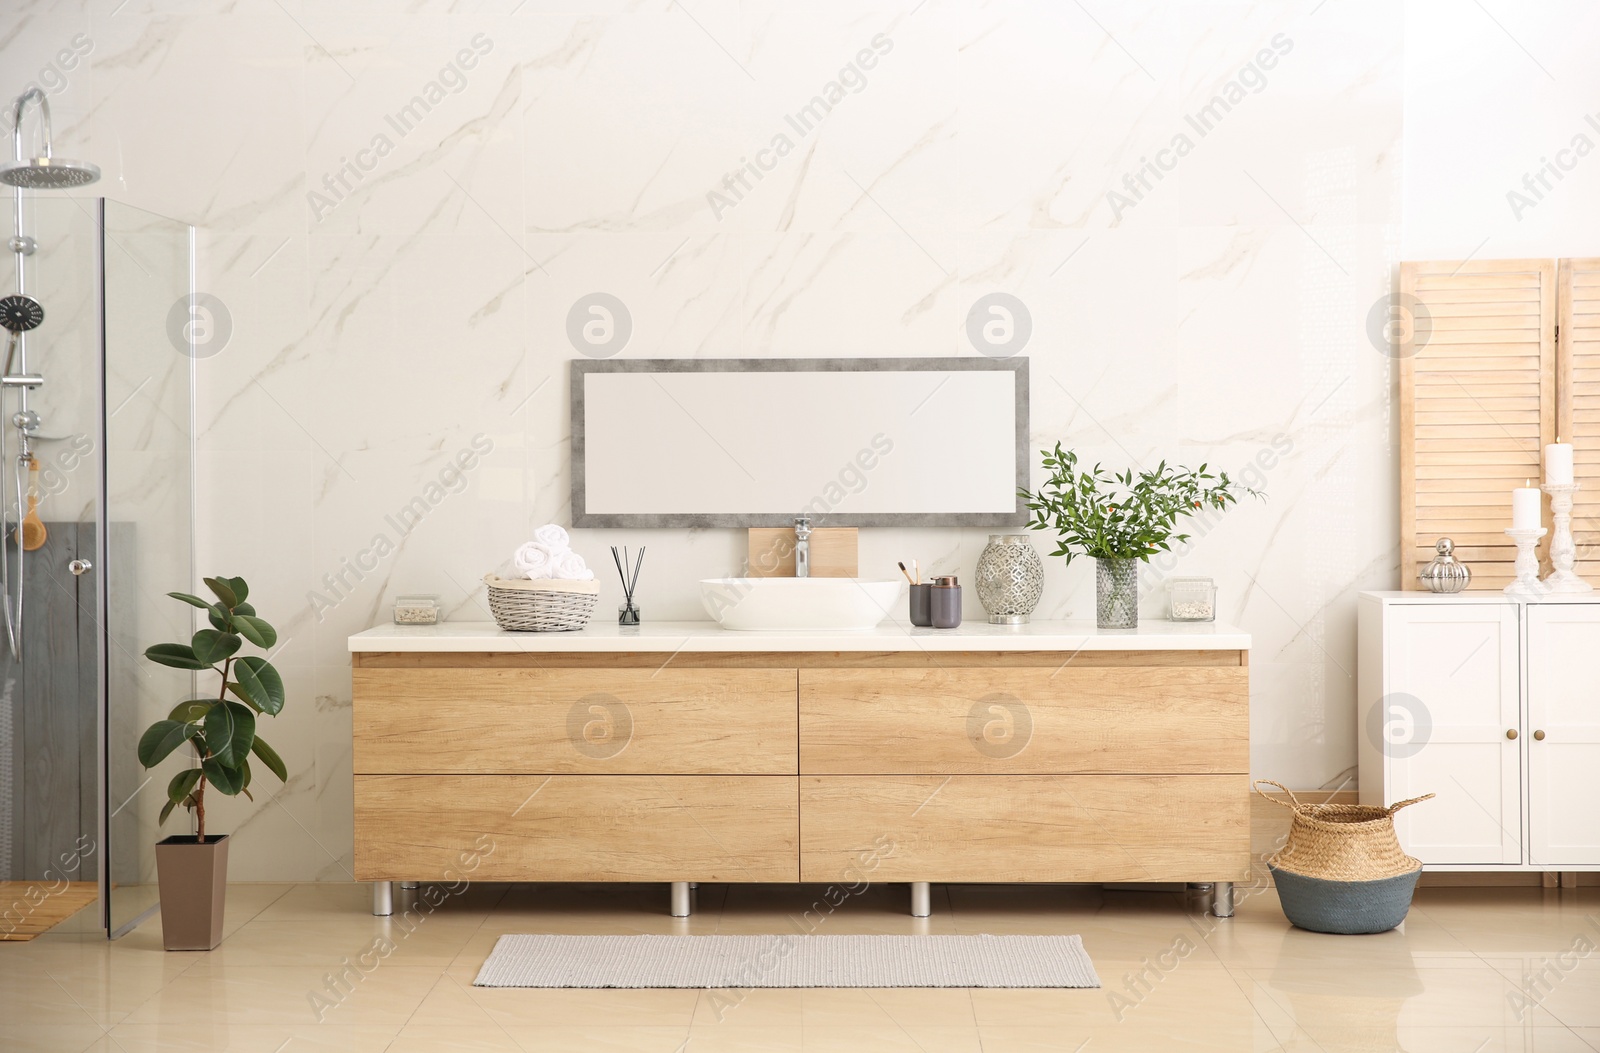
[{"x1": 908, "y1": 584, "x2": 933, "y2": 626}]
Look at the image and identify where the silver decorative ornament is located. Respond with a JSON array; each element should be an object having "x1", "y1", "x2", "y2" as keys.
[
  {"x1": 975, "y1": 534, "x2": 1045, "y2": 624},
  {"x1": 1419, "y1": 537, "x2": 1471, "y2": 593}
]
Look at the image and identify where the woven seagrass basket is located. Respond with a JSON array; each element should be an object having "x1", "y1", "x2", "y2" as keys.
[
  {"x1": 1255, "y1": 779, "x2": 1434, "y2": 934},
  {"x1": 484, "y1": 574, "x2": 598, "y2": 632}
]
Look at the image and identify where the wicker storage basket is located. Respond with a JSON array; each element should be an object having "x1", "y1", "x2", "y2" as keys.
[
  {"x1": 1255, "y1": 779, "x2": 1434, "y2": 934},
  {"x1": 484, "y1": 574, "x2": 599, "y2": 632}
]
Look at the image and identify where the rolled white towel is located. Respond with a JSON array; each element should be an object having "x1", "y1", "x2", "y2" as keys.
[
  {"x1": 549, "y1": 549, "x2": 595, "y2": 581},
  {"x1": 514, "y1": 541, "x2": 559, "y2": 579},
  {"x1": 533, "y1": 524, "x2": 570, "y2": 551}
]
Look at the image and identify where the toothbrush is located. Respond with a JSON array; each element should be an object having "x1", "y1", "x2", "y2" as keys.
[
  {"x1": 914, "y1": 559, "x2": 920, "y2": 585},
  {"x1": 897, "y1": 561, "x2": 915, "y2": 585}
]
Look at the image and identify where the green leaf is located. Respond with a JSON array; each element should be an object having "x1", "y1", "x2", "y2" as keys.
[
  {"x1": 1018, "y1": 445, "x2": 1261, "y2": 563},
  {"x1": 191, "y1": 629, "x2": 241, "y2": 666},
  {"x1": 207, "y1": 605, "x2": 231, "y2": 632},
  {"x1": 201, "y1": 756, "x2": 244, "y2": 796},
  {"x1": 138, "y1": 720, "x2": 199, "y2": 767},
  {"x1": 251, "y1": 735, "x2": 287, "y2": 783},
  {"x1": 233, "y1": 615, "x2": 277, "y2": 649},
  {"x1": 167, "y1": 592, "x2": 212, "y2": 610},
  {"x1": 232, "y1": 657, "x2": 285, "y2": 715},
  {"x1": 234, "y1": 602, "x2": 256, "y2": 617},
  {"x1": 204, "y1": 576, "x2": 239, "y2": 609},
  {"x1": 224, "y1": 577, "x2": 249, "y2": 603},
  {"x1": 168, "y1": 699, "x2": 216, "y2": 722},
  {"x1": 158, "y1": 797, "x2": 179, "y2": 824},
  {"x1": 204, "y1": 700, "x2": 256, "y2": 767},
  {"x1": 144, "y1": 643, "x2": 208, "y2": 670},
  {"x1": 166, "y1": 767, "x2": 202, "y2": 804}
]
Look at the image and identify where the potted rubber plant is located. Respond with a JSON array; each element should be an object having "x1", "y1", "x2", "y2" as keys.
[
  {"x1": 1020, "y1": 445, "x2": 1258, "y2": 628},
  {"x1": 138, "y1": 576, "x2": 286, "y2": 950}
]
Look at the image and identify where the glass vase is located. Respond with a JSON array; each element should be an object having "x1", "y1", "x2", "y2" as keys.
[{"x1": 1094, "y1": 557, "x2": 1139, "y2": 629}]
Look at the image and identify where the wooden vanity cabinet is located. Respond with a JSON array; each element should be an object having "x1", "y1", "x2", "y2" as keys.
[{"x1": 351, "y1": 647, "x2": 1251, "y2": 893}]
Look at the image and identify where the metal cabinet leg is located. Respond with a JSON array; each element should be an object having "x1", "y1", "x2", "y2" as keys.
[
  {"x1": 1211, "y1": 881, "x2": 1234, "y2": 918},
  {"x1": 372, "y1": 881, "x2": 393, "y2": 916},
  {"x1": 910, "y1": 882, "x2": 932, "y2": 918},
  {"x1": 670, "y1": 881, "x2": 692, "y2": 917}
]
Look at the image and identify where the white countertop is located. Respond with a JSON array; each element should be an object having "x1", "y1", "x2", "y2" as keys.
[
  {"x1": 348, "y1": 619, "x2": 1251, "y2": 653},
  {"x1": 1361, "y1": 590, "x2": 1600, "y2": 603}
]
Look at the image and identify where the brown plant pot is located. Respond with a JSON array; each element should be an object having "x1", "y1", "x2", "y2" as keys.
[{"x1": 154, "y1": 834, "x2": 229, "y2": 950}]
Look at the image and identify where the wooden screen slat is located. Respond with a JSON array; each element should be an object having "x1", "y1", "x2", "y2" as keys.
[
  {"x1": 1400, "y1": 259, "x2": 1556, "y2": 589},
  {"x1": 1558, "y1": 258, "x2": 1600, "y2": 581}
]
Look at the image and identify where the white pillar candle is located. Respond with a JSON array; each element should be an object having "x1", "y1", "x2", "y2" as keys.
[
  {"x1": 1512, "y1": 483, "x2": 1542, "y2": 530},
  {"x1": 1544, "y1": 439, "x2": 1574, "y2": 485}
]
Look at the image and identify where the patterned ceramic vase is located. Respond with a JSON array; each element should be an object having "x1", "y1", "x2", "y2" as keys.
[{"x1": 974, "y1": 534, "x2": 1045, "y2": 624}]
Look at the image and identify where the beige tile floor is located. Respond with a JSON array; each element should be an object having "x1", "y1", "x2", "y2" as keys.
[{"x1": 3, "y1": 881, "x2": 1599, "y2": 1052}]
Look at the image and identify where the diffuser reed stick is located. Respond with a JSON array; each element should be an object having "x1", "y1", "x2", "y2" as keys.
[{"x1": 612, "y1": 545, "x2": 645, "y2": 625}]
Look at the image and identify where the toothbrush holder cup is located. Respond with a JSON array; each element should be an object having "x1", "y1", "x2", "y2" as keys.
[{"x1": 908, "y1": 584, "x2": 933, "y2": 627}]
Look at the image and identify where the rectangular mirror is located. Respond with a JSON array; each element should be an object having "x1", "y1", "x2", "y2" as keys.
[{"x1": 572, "y1": 358, "x2": 1028, "y2": 528}]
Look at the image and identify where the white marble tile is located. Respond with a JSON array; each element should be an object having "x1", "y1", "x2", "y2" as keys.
[{"x1": 0, "y1": 0, "x2": 1429, "y2": 879}]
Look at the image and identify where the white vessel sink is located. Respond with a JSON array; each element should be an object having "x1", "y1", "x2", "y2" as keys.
[{"x1": 700, "y1": 577, "x2": 901, "y2": 631}]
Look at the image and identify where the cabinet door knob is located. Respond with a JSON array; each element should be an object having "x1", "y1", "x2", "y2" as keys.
[
  {"x1": 1533, "y1": 729, "x2": 1546, "y2": 741},
  {"x1": 1506, "y1": 729, "x2": 1517, "y2": 740}
]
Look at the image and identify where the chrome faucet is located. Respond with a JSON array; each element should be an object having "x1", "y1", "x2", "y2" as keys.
[{"x1": 794, "y1": 517, "x2": 812, "y2": 578}]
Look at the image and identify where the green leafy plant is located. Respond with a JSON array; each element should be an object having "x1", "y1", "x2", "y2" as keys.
[
  {"x1": 137, "y1": 576, "x2": 286, "y2": 841},
  {"x1": 1020, "y1": 444, "x2": 1260, "y2": 563}
]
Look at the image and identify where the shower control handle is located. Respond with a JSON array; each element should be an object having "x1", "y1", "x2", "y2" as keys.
[{"x1": 68, "y1": 558, "x2": 92, "y2": 576}]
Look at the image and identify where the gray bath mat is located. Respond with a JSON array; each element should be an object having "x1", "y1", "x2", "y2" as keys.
[{"x1": 473, "y1": 933, "x2": 1100, "y2": 988}]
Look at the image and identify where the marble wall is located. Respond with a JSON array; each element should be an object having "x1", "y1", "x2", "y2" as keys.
[
  {"x1": 0, "y1": 0, "x2": 1562, "y2": 882},
  {"x1": 1402, "y1": 0, "x2": 1600, "y2": 258}
]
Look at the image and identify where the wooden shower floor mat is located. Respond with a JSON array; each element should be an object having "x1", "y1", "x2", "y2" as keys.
[{"x1": 0, "y1": 881, "x2": 98, "y2": 941}]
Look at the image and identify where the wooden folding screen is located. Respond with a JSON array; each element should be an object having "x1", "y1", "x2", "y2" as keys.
[
  {"x1": 1558, "y1": 258, "x2": 1600, "y2": 583},
  {"x1": 1399, "y1": 259, "x2": 1556, "y2": 590}
]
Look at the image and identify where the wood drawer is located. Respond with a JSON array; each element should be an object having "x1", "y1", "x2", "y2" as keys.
[
  {"x1": 354, "y1": 775, "x2": 799, "y2": 882},
  {"x1": 798, "y1": 774, "x2": 1249, "y2": 882},
  {"x1": 353, "y1": 667, "x2": 797, "y2": 774},
  {"x1": 798, "y1": 666, "x2": 1248, "y2": 774}
]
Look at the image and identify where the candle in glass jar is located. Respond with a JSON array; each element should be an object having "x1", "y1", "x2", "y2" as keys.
[
  {"x1": 1544, "y1": 438, "x2": 1574, "y2": 485},
  {"x1": 1512, "y1": 482, "x2": 1542, "y2": 530}
]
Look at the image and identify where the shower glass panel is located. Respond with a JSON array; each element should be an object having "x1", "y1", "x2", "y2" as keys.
[
  {"x1": 0, "y1": 195, "x2": 195, "y2": 938},
  {"x1": 100, "y1": 200, "x2": 195, "y2": 938},
  {"x1": 0, "y1": 195, "x2": 100, "y2": 920}
]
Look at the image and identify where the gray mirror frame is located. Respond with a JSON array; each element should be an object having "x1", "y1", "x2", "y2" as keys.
[{"x1": 571, "y1": 357, "x2": 1030, "y2": 529}]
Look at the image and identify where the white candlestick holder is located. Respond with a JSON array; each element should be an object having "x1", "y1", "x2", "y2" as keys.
[
  {"x1": 1505, "y1": 526, "x2": 1549, "y2": 598},
  {"x1": 1542, "y1": 482, "x2": 1593, "y2": 593}
]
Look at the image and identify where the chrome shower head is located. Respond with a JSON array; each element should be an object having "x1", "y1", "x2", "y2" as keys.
[
  {"x1": 0, "y1": 158, "x2": 100, "y2": 189},
  {"x1": 0, "y1": 295, "x2": 43, "y2": 333},
  {"x1": 0, "y1": 294, "x2": 42, "y2": 383},
  {"x1": 1, "y1": 88, "x2": 99, "y2": 190}
]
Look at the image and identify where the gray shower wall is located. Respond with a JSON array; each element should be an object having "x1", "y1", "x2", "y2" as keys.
[{"x1": 1, "y1": 522, "x2": 97, "y2": 881}]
